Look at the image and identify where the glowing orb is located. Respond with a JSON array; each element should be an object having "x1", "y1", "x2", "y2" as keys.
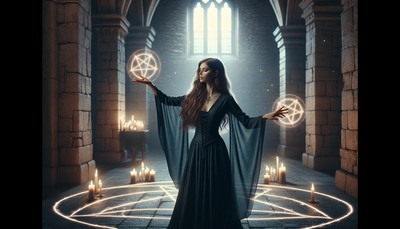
[
  {"x1": 273, "y1": 94, "x2": 305, "y2": 128},
  {"x1": 126, "y1": 49, "x2": 161, "y2": 81},
  {"x1": 52, "y1": 181, "x2": 354, "y2": 229}
]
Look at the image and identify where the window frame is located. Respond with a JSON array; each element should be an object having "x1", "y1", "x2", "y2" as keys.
[{"x1": 187, "y1": 0, "x2": 238, "y2": 59}]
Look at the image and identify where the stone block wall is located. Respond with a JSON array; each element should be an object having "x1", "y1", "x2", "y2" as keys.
[{"x1": 335, "y1": 0, "x2": 358, "y2": 199}]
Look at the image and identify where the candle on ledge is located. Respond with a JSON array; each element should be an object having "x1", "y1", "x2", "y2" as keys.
[
  {"x1": 88, "y1": 180, "x2": 95, "y2": 201},
  {"x1": 94, "y1": 169, "x2": 99, "y2": 194},
  {"x1": 263, "y1": 173, "x2": 270, "y2": 184},
  {"x1": 310, "y1": 183, "x2": 315, "y2": 203},
  {"x1": 149, "y1": 169, "x2": 156, "y2": 182},
  {"x1": 130, "y1": 169, "x2": 137, "y2": 184},
  {"x1": 98, "y1": 179, "x2": 103, "y2": 197}
]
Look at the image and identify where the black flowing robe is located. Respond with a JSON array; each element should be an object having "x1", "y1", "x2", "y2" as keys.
[{"x1": 154, "y1": 87, "x2": 266, "y2": 229}]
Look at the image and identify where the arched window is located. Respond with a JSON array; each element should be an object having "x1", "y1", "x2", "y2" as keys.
[{"x1": 189, "y1": 0, "x2": 237, "y2": 57}]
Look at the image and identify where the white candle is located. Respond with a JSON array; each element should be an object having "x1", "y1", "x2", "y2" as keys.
[
  {"x1": 145, "y1": 167, "x2": 150, "y2": 182},
  {"x1": 139, "y1": 171, "x2": 144, "y2": 182},
  {"x1": 150, "y1": 169, "x2": 156, "y2": 182},
  {"x1": 263, "y1": 173, "x2": 270, "y2": 184},
  {"x1": 279, "y1": 162, "x2": 286, "y2": 183},
  {"x1": 310, "y1": 183, "x2": 315, "y2": 202},
  {"x1": 94, "y1": 169, "x2": 99, "y2": 194},
  {"x1": 130, "y1": 169, "x2": 137, "y2": 184},
  {"x1": 276, "y1": 156, "x2": 279, "y2": 181},
  {"x1": 98, "y1": 179, "x2": 103, "y2": 197},
  {"x1": 88, "y1": 180, "x2": 95, "y2": 201}
]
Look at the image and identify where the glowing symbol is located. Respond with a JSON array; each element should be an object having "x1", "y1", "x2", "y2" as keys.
[
  {"x1": 52, "y1": 181, "x2": 354, "y2": 229},
  {"x1": 273, "y1": 94, "x2": 305, "y2": 128},
  {"x1": 126, "y1": 49, "x2": 161, "y2": 81}
]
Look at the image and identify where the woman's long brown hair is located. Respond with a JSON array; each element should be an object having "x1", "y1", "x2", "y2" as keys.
[{"x1": 180, "y1": 58, "x2": 232, "y2": 130}]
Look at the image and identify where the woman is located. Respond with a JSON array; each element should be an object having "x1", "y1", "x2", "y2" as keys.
[{"x1": 133, "y1": 58, "x2": 288, "y2": 229}]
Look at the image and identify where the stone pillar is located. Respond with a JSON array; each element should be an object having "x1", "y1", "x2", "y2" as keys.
[
  {"x1": 42, "y1": 0, "x2": 59, "y2": 187},
  {"x1": 300, "y1": 0, "x2": 342, "y2": 173},
  {"x1": 56, "y1": 0, "x2": 95, "y2": 185},
  {"x1": 335, "y1": 0, "x2": 358, "y2": 199},
  {"x1": 273, "y1": 25, "x2": 306, "y2": 160},
  {"x1": 92, "y1": 13, "x2": 130, "y2": 163},
  {"x1": 125, "y1": 26, "x2": 156, "y2": 134}
]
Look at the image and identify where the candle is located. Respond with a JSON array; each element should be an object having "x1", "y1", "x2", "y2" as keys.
[
  {"x1": 263, "y1": 173, "x2": 270, "y2": 184},
  {"x1": 98, "y1": 179, "x2": 103, "y2": 197},
  {"x1": 130, "y1": 169, "x2": 137, "y2": 184},
  {"x1": 310, "y1": 183, "x2": 315, "y2": 202},
  {"x1": 149, "y1": 169, "x2": 156, "y2": 182},
  {"x1": 88, "y1": 180, "x2": 95, "y2": 201},
  {"x1": 276, "y1": 156, "x2": 279, "y2": 181},
  {"x1": 279, "y1": 163, "x2": 286, "y2": 184},
  {"x1": 94, "y1": 169, "x2": 99, "y2": 194},
  {"x1": 139, "y1": 171, "x2": 143, "y2": 182},
  {"x1": 145, "y1": 167, "x2": 150, "y2": 182}
]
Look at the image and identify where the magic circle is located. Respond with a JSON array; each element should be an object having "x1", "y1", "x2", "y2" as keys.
[
  {"x1": 272, "y1": 94, "x2": 305, "y2": 128},
  {"x1": 126, "y1": 49, "x2": 161, "y2": 82}
]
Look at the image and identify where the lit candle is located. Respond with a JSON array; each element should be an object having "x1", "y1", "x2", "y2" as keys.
[
  {"x1": 149, "y1": 169, "x2": 156, "y2": 182},
  {"x1": 145, "y1": 167, "x2": 150, "y2": 182},
  {"x1": 139, "y1": 171, "x2": 143, "y2": 182},
  {"x1": 310, "y1": 183, "x2": 315, "y2": 202},
  {"x1": 279, "y1": 162, "x2": 286, "y2": 184},
  {"x1": 263, "y1": 173, "x2": 270, "y2": 184},
  {"x1": 98, "y1": 179, "x2": 103, "y2": 197},
  {"x1": 130, "y1": 169, "x2": 137, "y2": 184},
  {"x1": 88, "y1": 180, "x2": 95, "y2": 201},
  {"x1": 94, "y1": 169, "x2": 99, "y2": 194},
  {"x1": 276, "y1": 156, "x2": 279, "y2": 181}
]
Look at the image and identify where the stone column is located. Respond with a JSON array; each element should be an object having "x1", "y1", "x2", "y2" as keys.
[
  {"x1": 42, "y1": 0, "x2": 59, "y2": 187},
  {"x1": 92, "y1": 13, "x2": 130, "y2": 163},
  {"x1": 273, "y1": 25, "x2": 306, "y2": 160},
  {"x1": 335, "y1": 0, "x2": 358, "y2": 199},
  {"x1": 56, "y1": 0, "x2": 95, "y2": 185},
  {"x1": 300, "y1": 0, "x2": 342, "y2": 173},
  {"x1": 125, "y1": 26, "x2": 156, "y2": 133}
]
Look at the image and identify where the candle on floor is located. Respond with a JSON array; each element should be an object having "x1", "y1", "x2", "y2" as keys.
[
  {"x1": 276, "y1": 156, "x2": 279, "y2": 181},
  {"x1": 98, "y1": 179, "x2": 103, "y2": 197},
  {"x1": 88, "y1": 180, "x2": 95, "y2": 201},
  {"x1": 145, "y1": 167, "x2": 150, "y2": 182},
  {"x1": 130, "y1": 169, "x2": 137, "y2": 184},
  {"x1": 139, "y1": 171, "x2": 143, "y2": 182},
  {"x1": 94, "y1": 169, "x2": 99, "y2": 193},
  {"x1": 279, "y1": 163, "x2": 286, "y2": 184},
  {"x1": 149, "y1": 169, "x2": 156, "y2": 182},
  {"x1": 310, "y1": 183, "x2": 315, "y2": 203},
  {"x1": 263, "y1": 173, "x2": 270, "y2": 184}
]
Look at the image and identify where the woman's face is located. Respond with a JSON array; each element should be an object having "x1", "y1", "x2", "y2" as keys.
[{"x1": 198, "y1": 62, "x2": 215, "y2": 83}]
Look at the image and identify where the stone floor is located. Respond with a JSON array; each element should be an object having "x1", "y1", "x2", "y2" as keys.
[{"x1": 42, "y1": 148, "x2": 358, "y2": 228}]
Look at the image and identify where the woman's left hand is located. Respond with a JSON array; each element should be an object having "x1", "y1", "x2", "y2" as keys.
[{"x1": 262, "y1": 106, "x2": 289, "y2": 120}]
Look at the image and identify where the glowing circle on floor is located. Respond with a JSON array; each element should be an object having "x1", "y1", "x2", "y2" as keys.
[
  {"x1": 126, "y1": 49, "x2": 161, "y2": 82},
  {"x1": 272, "y1": 94, "x2": 305, "y2": 128},
  {"x1": 53, "y1": 181, "x2": 354, "y2": 229}
]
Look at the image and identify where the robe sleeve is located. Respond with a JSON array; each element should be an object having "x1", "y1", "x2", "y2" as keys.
[
  {"x1": 154, "y1": 87, "x2": 188, "y2": 189},
  {"x1": 227, "y1": 96, "x2": 266, "y2": 219}
]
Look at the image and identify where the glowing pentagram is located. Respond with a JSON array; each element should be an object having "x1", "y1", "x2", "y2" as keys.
[
  {"x1": 126, "y1": 49, "x2": 161, "y2": 81},
  {"x1": 52, "y1": 181, "x2": 354, "y2": 229},
  {"x1": 273, "y1": 94, "x2": 305, "y2": 128}
]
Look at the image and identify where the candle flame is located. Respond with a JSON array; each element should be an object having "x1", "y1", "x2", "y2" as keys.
[{"x1": 311, "y1": 183, "x2": 315, "y2": 191}]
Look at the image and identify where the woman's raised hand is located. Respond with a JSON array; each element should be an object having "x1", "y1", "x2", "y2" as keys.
[
  {"x1": 132, "y1": 76, "x2": 152, "y2": 84},
  {"x1": 262, "y1": 106, "x2": 289, "y2": 120}
]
